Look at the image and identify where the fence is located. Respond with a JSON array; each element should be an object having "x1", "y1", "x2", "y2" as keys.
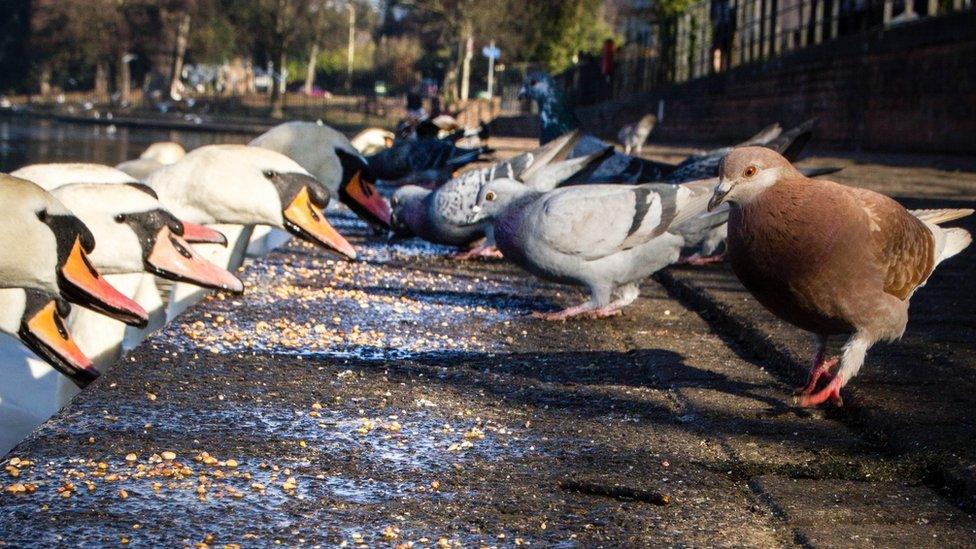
[{"x1": 560, "y1": 0, "x2": 975, "y2": 106}]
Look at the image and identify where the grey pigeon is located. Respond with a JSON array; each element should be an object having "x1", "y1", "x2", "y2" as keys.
[
  {"x1": 390, "y1": 133, "x2": 611, "y2": 256},
  {"x1": 461, "y1": 177, "x2": 723, "y2": 320},
  {"x1": 518, "y1": 71, "x2": 821, "y2": 185},
  {"x1": 618, "y1": 114, "x2": 656, "y2": 155},
  {"x1": 367, "y1": 138, "x2": 492, "y2": 182}
]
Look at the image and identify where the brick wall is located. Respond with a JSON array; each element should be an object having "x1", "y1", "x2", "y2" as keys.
[{"x1": 494, "y1": 13, "x2": 976, "y2": 154}]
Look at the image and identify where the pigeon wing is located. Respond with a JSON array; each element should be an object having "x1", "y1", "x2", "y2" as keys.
[
  {"x1": 848, "y1": 187, "x2": 936, "y2": 300},
  {"x1": 530, "y1": 179, "x2": 714, "y2": 260}
]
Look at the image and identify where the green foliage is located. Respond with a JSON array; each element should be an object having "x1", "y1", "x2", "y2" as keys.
[
  {"x1": 521, "y1": 0, "x2": 620, "y2": 73},
  {"x1": 20, "y1": 0, "x2": 625, "y2": 94},
  {"x1": 655, "y1": 0, "x2": 700, "y2": 17}
]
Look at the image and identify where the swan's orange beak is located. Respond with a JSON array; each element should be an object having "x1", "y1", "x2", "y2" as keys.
[
  {"x1": 340, "y1": 171, "x2": 392, "y2": 229},
  {"x1": 283, "y1": 187, "x2": 357, "y2": 260},
  {"x1": 59, "y1": 238, "x2": 148, "y2": 328},
  {"x1": 21, "y1": 301, "x2": 99, "y2": 387},
  {"x1": 147, "y1": 227, "x2": 244, "y2": 293},
  {"x1": 180, "y1": 222, "x2": 227, "y2": 246}
]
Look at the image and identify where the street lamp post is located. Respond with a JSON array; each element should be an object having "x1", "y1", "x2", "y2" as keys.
[{"x1": 346, "y1": 3, "x2": 355, "y2": 92}]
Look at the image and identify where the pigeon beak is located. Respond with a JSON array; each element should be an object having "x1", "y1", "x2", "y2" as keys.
[
  {"x1": 58, "y1": 238, "x2": 149, "y2": 328},
  {"x1": 339, "y1": 170, "x2": 392, "y2": 230},
  {"x1": 146, "y1": 226, "x2": 244, "y2": 293},
  {"x1": 517, "y1": 86, "x2": 529, "y2": 100},
  {"x1": 708, "y1": 181, "x2": 732, "y2": 212},
  {"x1": 19, "y1": 300, "x2": 99, "y2": 387},
  {"x1": 180, "y1": 221, "x2": 228, "y2": 246},
  {"x1": 283, "y1": 187, "x2": 358, "y2": 260}
]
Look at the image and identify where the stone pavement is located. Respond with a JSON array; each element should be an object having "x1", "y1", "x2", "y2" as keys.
[
  {"x1": 0, "y1": 142, "x2": 974, "y2": 547},
  {"x1": 0, "y1": 205, "x2": 972, "y2": 546}
]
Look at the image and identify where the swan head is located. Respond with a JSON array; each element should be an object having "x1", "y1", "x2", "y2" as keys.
[
  {"x1": 251, "y1": 123, "x2": 391, "y2": 231},
  {"x1": 0, "y1": 288, "x2": 98, "y2": 386},
  {"x1": 335, "y1": 149, "x2": 392, "y2": 231},
  {"x1": 147, "y1": 145, "x2": 357, "y2": 260},
  {"x1": 52, "y1": 183, "x2": 244, "y2": 294},
  {"x1": 0, "y1": 175, "x2": 148, "y2": 327}
]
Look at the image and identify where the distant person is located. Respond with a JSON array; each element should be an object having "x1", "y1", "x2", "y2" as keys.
[{"x1": 711, "y1": 0, "x2": 735, "y2": 72}]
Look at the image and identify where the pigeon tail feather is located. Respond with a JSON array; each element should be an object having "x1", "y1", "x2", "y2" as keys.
[
  {"x1": 799, "y1": 166, "x2": 843, "y2": 178},
  {"x1": 940, "y1": 228, "x2": 972, "y2": 262},
  {"x1": 909, "y1": 208, "x2": 974, "y2": 225},
  {"x1": 667, "y1": 178, "x2": 721, "y2": 230},
  {"x1": 524, "y1": 146, "x2": 614, "y2": 191}
]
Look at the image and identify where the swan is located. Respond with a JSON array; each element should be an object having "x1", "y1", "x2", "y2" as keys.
[
  {"x1": 250, "y1": 121, "x2": 392, "y2": 230},
  {"x1": 350, "y1": 128, "x2": 395, "y2": 156},
  {"x1": 0, "y1": 175, "x2": 148, "y2": 453},
  {"x1": 0, "y1": 288, "x2": 95, "y2": 454},
  {"x1": 116, "y1": 141, "x2": 187, "y2": 180},
  {"x1": 0, "y1": 174, "x2": 147, "y2": 325},
  {"x1": 144, "y1": 144, "x2": 357, "y2": 319}
]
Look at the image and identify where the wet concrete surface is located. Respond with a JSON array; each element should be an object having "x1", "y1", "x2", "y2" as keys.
[{"x1": 2, "y1": 140, "x2": 976, "y2": 546}]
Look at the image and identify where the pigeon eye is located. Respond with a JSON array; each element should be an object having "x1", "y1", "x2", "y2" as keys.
[
  {"x1": 263, "y1": 170, "x2": 277, "y2": 179},
  {"x1": 743, "y1": 166, "x2": 758, "y2": 178},
  {"x1": 114, "y1": 213, "x2": 127, "y2": 223},
  {"x1": 528, "y1": 79, "x2": 537, "y2": 86},
  {"x1": 485, "y1": 191, "x2": 497, "y2": 202}
]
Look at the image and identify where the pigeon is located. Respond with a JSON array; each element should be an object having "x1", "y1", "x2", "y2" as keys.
[
  {"x1": 662, "y1": 119, "x2": 815, "y2": 183},
  {"x1": 518, "y1": 71, "x2": 820, "y2": 185},
  {"x1": 390, "y1": 181, "x2": 486, "y2": 251},
  {"x1": 391, "y1": 132, "x2": 611, "y2": 257},
  {"x1": 618, "y1": 114, "x2": 657, "y2": 155},
  {"x1": 461, "y1": 177, "x2": 723, "y2": 320},
  {"x1": 710, "y1": 147, "x2": 973, "y2": 406},
  {"x1": 366, "y1": 137, "x2": 492, "y2": 182}
]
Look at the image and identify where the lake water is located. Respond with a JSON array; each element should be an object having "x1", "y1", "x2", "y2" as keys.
[{"x1": 0, "y1": 113, "x2": 254, "y2": 172}]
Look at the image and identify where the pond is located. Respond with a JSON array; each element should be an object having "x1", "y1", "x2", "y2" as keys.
[{"x1": 0, "y1": 113, "x2": 254, "y2": 172}]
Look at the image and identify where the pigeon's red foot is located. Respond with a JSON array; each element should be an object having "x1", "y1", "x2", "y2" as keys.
[
  {"x1": 795, "y1": 376, "x2": 844, "y2": 407},
  {"x1": 794, "y1": 356, "x2": 838, "y2": 396},
  {"x1": 450, "y1": 244, "x2": 503, "y2": 261},
  {"x1": 531, "y1": 305, "x2": 621, "y2": 321},
  {"x1": 583, "y1": 307, "x2": 622, "y2": 319},
  {"x1": 676, "y1": 251, "x2": 726, "y2": 266}
]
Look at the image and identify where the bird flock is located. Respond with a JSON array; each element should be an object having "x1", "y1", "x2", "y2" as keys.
[{"x1": 0, "y1": 71, "x2": 970, "y2": 452}]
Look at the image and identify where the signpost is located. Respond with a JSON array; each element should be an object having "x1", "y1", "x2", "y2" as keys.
[{"x1": 482, "y1": 41, "x2": 500, "y2": 98}]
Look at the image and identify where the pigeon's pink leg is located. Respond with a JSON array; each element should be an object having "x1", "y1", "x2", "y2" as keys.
[
  {"x1": 532, "y1": 305, "x2": 622, "y2": 321},
  {"x1": 676, "y1": 251, "x2": 726, "y2": 266},
  {"x1": 451, "y1": 243, "x2": 503, "y2": 261},
  {"x1": 795, "y1": 353, "x2": 838, "y2": 396},
  {"x1": 797, "y1": 375, "x2": 844, "y2": 407},
  {"x1": 583, "y1": 307, "x2": 623, "y2": 319}
]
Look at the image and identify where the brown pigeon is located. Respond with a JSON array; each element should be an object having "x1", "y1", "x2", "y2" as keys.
[{"x1": 708, "y1": 147, "x2": 973, "y2": 406}]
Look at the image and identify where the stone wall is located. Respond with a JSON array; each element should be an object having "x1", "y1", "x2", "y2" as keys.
[{"x1": 493, "y1": 13, "x2": 976, "y2": 154}]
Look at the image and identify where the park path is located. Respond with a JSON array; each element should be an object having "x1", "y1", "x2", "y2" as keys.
[
  {"x1": 0, "y1": 206, "x2": 972, "y2": 546},
  {"x1": 1, "y1": 140, "x2": 975, "y2": 546}
]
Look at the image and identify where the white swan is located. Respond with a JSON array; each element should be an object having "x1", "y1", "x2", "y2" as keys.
[
  {"x1": 350, "y1": 127, "x2": 395, "y2": 156},
  {"x1": 0, "y1": 175, "x2": 148, "y2": 453},
  {"x1": 144, "y1": 144, "x2": 357, "y2": 319},
  {"x1": 115, "y1": 141, "x2": 187, "y2": 180},
  {"x1": 251, "y1": 121, "x2": 391, "y2": 230}
]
